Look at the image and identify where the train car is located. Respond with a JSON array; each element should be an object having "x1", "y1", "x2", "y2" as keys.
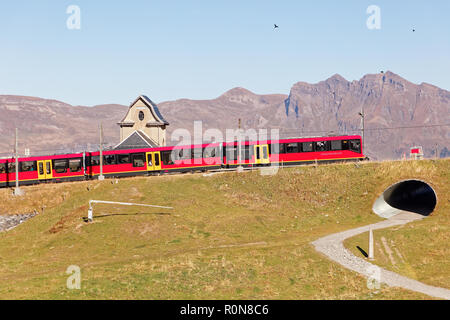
[
  {"x1": 222, "y1": 135, "x2": 364, "y2": 167},
  {"x1": 222, "y1": 140, "x2": 270, "y2": 168},
  {"x1": 0, "y1": 135, "x2": 365, "y2": 188},
  {"x1": 0, "y1": 153, "x2": 86, "y2": 187},
  {"x1": 86, "y1": 142, "x2": 223, "y2": 178},
  {"x1": 87, "y1": 148, "x2": 153, "y2": 179},
  {"x1": 158, "y1": 142, "x2": 222, "y2": 173},
  {"x1": 268, "y1": 135, "x2": 364, "y2": 166}
]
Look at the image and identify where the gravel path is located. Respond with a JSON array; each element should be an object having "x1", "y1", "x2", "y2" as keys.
[
  {"x1": 0, "y1": 212, "x2": 38, "y2": 232},
  {"x1": 312, "y1": 212, "x2": 450, "y2": 300}
]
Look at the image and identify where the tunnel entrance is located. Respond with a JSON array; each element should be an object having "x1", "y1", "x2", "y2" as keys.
[{"x1": 372, "y1": 180, "x2": 437, "y2": 218}]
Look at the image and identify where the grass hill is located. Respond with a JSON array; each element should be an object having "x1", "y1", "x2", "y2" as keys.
[{"x1": 0, "y1": 159, "x2": 448, "y2": 299}]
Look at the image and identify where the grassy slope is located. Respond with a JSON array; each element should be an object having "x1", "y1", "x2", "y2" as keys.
[
  {"x1": 0, "y1": 159, "x2": 448, "y2": 299},
  {"x1": 344, "y1": 191, "x2": 450, "y2": 288}
]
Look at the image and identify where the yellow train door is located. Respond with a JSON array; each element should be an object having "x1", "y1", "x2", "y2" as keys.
[
  {"x1": 253, "y1": 145, "x2": 270, "y2": 165},
  {"x1": 146, "y1": 152, "x2": 162, "y2": 171},
  {"x1": 152, "y1": 152, "x2": 161, "y2": 170},
  {"x1": 37, "y1": 160, "x2": 53, "y2": 180},
  {"x1": 253, "y1": 145, "x2": 261, "y2": 164},
  {"x1": 260, "y1": 144, "x2": 270, "y2": 164}
]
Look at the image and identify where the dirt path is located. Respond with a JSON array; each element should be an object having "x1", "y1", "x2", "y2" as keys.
[{"x1": 312, "y1": 212, "x2": 450, "y2": 300}]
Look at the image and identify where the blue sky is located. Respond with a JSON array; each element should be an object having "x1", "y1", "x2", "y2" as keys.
[{"x1": 0, "y1": 0, "x2": 449, "y2": 106}]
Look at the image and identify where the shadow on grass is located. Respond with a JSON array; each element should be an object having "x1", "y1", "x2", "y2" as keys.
[
  {"x1": 82, "y1": 211, "x2": 173, "y2": 222},
  {"x1": 356, "y1": 246, "x2": 368, "y2": 258}
]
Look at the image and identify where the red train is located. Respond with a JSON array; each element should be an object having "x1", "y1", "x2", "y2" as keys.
[{"x1": 0, "y1": 135, "x2": 364, "y2": 187}]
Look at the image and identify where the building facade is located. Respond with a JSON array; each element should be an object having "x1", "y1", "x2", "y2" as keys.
[{"x1": 115, "y1": 95, "x2": 169, "y2": 150}]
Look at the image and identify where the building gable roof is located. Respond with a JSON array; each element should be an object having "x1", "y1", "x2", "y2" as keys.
[
  {"x1": 118, "y1": 95, "x2": 169, "y2": 126},
  {"x1": 114, "y1": 130, "x2": 159, "y2": 150}
]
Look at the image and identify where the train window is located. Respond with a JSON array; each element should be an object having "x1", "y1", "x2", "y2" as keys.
[
  {"x1": 132, "y1": 153, "x2": 145, "y2": 167},
  {"x1": 342, "y1": 140, "x2": 349, "y2": 150},
  {"x1": 21, "y1": 161, "x2": 36, "y2": 172},
  {"x1": 7, "y1": 162, "x2": 16, "y2": 173},
  {"x1": 203, "y1": 147, "x2": 216, "y2": 158},
  {"x1": 154, "y1": 153, "x2": 160, "y2": 166},
  {"x1": 262, "y1": 146, "x2": 268, "y2": 158},
  {"x1": 270, "y1": 143, "x2": 284, "y2": 154},
  {"x1": 104, "y1": 154, "x2": 116, "y2": 165},
  {"x1": 240, "y1": 145, "x2": 251, "y2": 160},
  {"x1": 180, "y1": 148, "x2": 191, "y2": 160},
  {"x1": 91, "y1": 156, "x2": 100, "y2": 166},
  {"x1": 350, "y1": 140, "x2": 361, "y2": 153},
  {"x1": 315, "y1": 141, "x2": 327, "y2": 152},
  {"x1": 192, "y1": 148, "x2": 203, "y2": 159},
  {"x1": 0, "y1": 163, "x2": 6, "y2": 174},
  {"x1": 54, "y1": 159, "x2": 68, "y2": 173},
  {"x1": 118, "y1": 154, "x2": 131, "y2": 164},
  {"x1": 302, "y1": 142, "x2": 313, "y2": 152},
  {"x1": 226, "y1": 146, "x2": 238, "y2": 161},
  {"x1": 286, "y1": 143, "x2": 299, "y2": 153},
  {"x1": 330, "y1": 140, "x2": 342, "y2": 151},
  {"x1": 69, "y1": 159, "x2": 82, "y2": 172},
  {"x1": 161, "y1": 151, "x2": 174, "y2": 165},
  {"x1": 174, "y1": 148, "x2": 190, "y2": 161}
]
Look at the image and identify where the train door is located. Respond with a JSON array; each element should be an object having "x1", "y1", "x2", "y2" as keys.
[
  {"x1": 146, "y1": 152, "x2": 161, "y2": 171},
  {"x1": 253, "y1": 145, "x2": 270, "y2": 165},
  {"x1": 37, "y1": 160, "x2": 53, "y2": 180}
]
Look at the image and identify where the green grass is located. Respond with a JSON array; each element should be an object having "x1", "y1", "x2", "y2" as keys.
[{"x1": 0, "y1": 159, "x2": 448, "y2": 299}]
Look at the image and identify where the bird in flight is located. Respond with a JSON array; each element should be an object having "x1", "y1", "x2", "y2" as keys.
[
  {"x1": 412, "y1": 28, "x2": 415, "y2": 32},
  {"x1": 274, "y1": 24, "x2": 279, "y2": 29}
]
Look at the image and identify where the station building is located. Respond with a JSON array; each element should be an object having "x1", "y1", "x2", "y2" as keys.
[{"x1": 115, "y1": 95, "x2": 169, "y2": 150}]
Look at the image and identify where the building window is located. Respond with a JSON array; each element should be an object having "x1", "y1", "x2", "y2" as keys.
[{"x1": 138, "y1": 111, "x2": 145, "y2": 121}]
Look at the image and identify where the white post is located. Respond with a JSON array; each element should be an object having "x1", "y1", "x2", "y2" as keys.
[
  {"x1": 237, "y1": 118, "x2": 244, "y2": 172},
  {"x1": 369, "y1": 228, "x2": 374, "y2": 260},
  {"x1": 13, "y1": 128, "x2": 24, "y2": 196},
  {"x1": 359, "y1": 107, "x2": 365, "y2": 154}
]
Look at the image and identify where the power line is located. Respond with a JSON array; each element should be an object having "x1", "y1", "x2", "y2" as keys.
[{"x1": 274, "y1": 123, "x2": 450, "y2": 134}]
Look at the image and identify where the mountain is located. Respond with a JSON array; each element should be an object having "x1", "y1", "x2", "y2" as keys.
[
  {"x1": 158, "y1": 87, "x2": 288, "y2": 143},
  {"x1": 158, "y1": 71, "x2": 450, "y2": 160},
  {"x1": 0, "y1": 95, "x2": 126, "y2": 157},
  {"x1": 0, "y1": 71, "x2": 449, "y2": 160},
  {"x1": 280, "y1": 71, "x2": 450, "y2": 159}
]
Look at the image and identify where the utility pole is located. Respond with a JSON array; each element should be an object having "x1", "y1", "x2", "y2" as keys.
[
  {"x1": 14, "y1": 128, "x2": 24, "y2": 196},
  {"x1": 369, "y1": 228, "x2": 374, "y2": 260},
  {"x1": 98, "y1": 123, "x2": 105, "y2": 181},
  {"x1": 359, "y1": 107, "x2": 365, "y2": 154},
  {"x1": 237, "y1": 118, "x2": 243, "y2": 172}
]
